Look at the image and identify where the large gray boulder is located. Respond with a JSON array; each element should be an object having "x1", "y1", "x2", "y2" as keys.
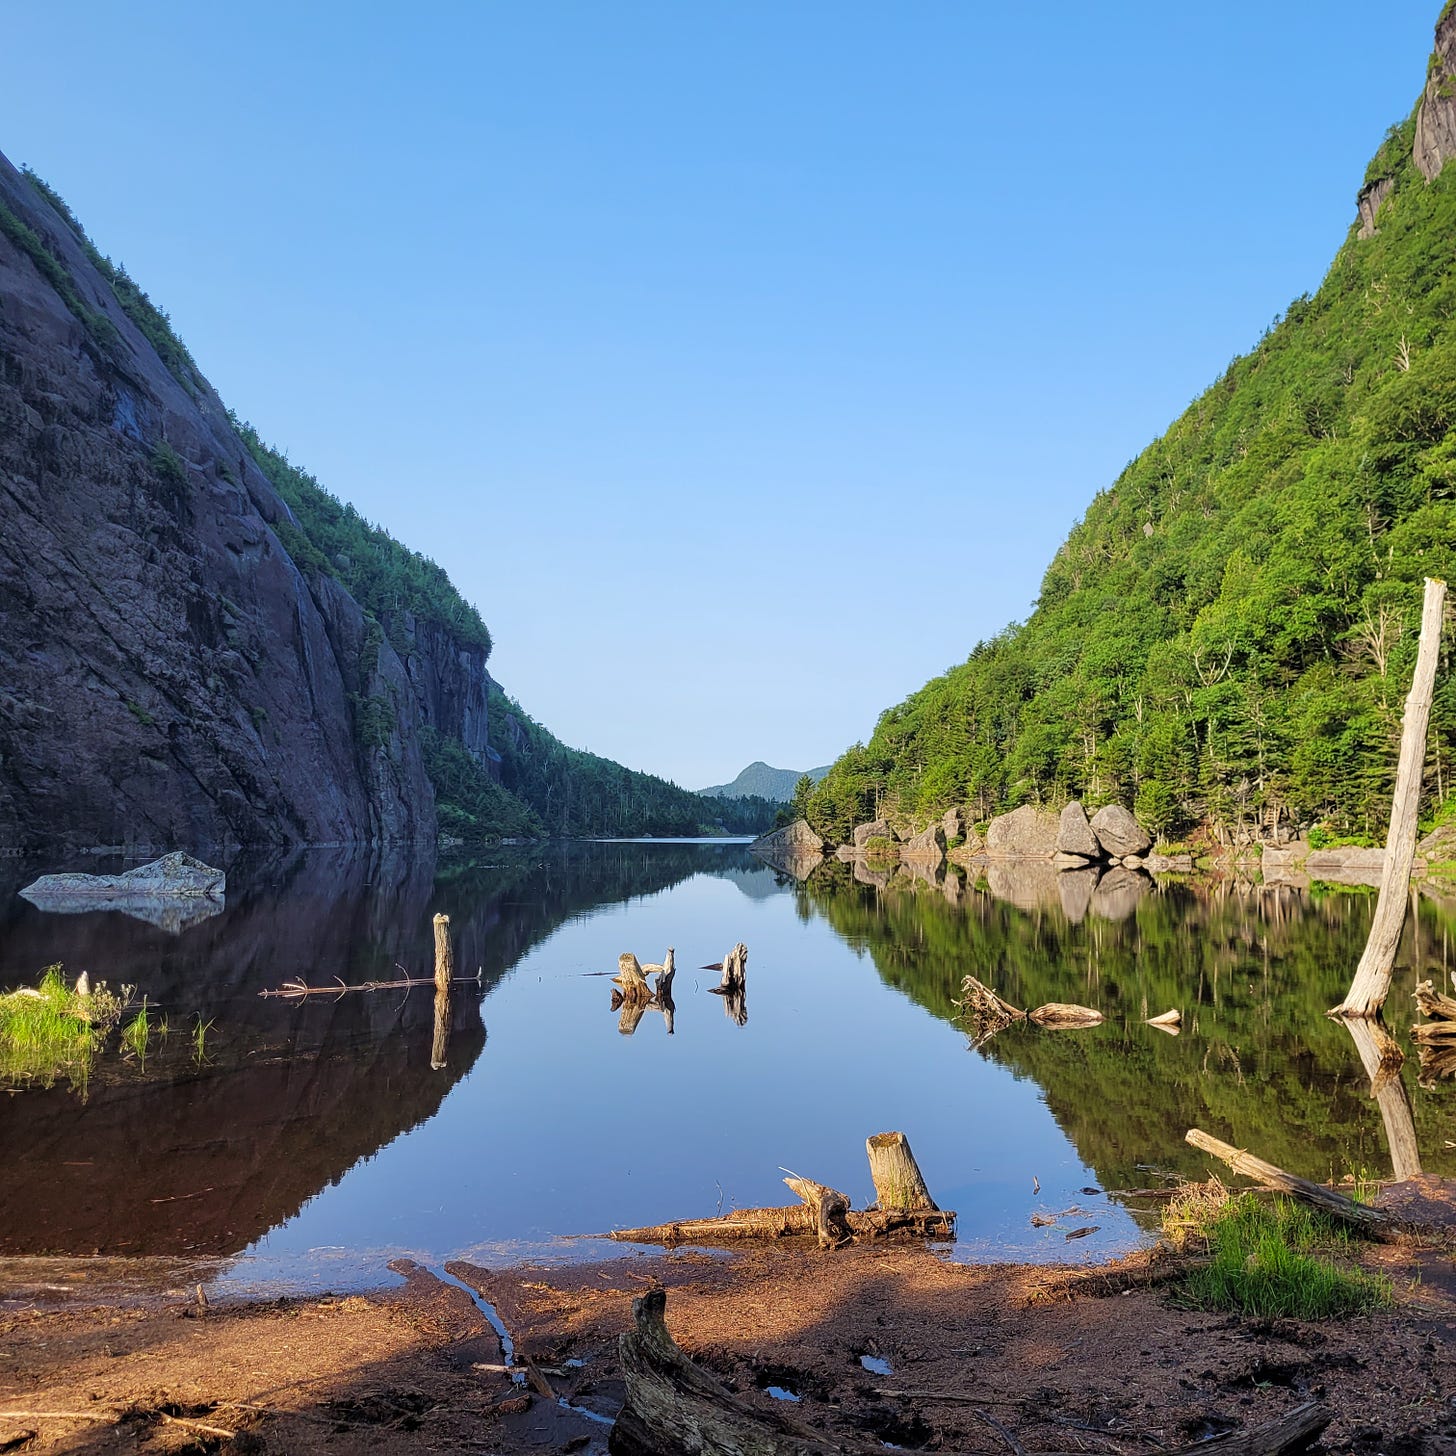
[
  {"x1": 941, "y1": 808, "x2": 963, "y2": 843},
  {"x1": 900, "y1": 824, "x2": 946, "y2": 864},
  {"x1": 1305, "y1": 845, "x2": 1385, "y2": 887},
  {"x1": 751, "y1": 820, "x2": 824, "y2": 880},
  {"x1": 985, "y1": 805, "x2": 1059, "y2": 860},
  {"x1": 1057, "y1": 802, "x2": 1101, "y2": 859},
  {"x1": 852, "y1": 819, "x2": 895, "y2": 850},
  {"x1": 22, "y1": 851, "x2": 226, "y2": 901},
  {"x1": 1088, "y1": 805, "x2": 1152, "y2": 859},
  {"x1": 20, "y1": 852, "x2": 227, "y2": 932}
]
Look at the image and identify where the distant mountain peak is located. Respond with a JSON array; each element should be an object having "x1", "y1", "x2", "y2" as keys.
[{"x1": 699, "y1": 762, "x2": 831, "y2": 801}]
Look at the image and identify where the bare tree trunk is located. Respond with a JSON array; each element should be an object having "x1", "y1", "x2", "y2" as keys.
[
  {"x1": 1334, "y1": 577, "x2": 1447, "y2": 1017},
  {"x1": 432, "y1": 913, "x2": 453, "y2": 993},
  {"x1": 866, "y1": 1132, "x2": 937, "y2": 1212},
  {"x1": 1340, "y1": 1017, "x2": 1421, "y2": 1181}
]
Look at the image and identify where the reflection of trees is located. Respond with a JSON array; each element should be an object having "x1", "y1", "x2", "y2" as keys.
[{"x1": 800, "y1": 865, "x2": 1456, "y2": 1190}]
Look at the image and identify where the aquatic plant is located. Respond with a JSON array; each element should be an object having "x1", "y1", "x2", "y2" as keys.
[
  {"x1": 0, "y1": 966, "x2": 125, "y2": 1091},
  {"x1": 1167, "y1": 1189, "x2": 1392, "y2": 1320}
]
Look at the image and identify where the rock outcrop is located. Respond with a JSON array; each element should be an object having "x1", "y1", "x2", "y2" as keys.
[
  {"x1": 852, "y1": 819, "x2": 895, "y2": 850},
  {"x1": 1088, "y1": 805, "x2": 1152, "y2": 859},
  {"x1": 0, "y1": 153, "x2": 461, "y2": 850},
  {"x1": 1357, "y1": 175, "x2": 1395, "y2": 238},
  {"x1": 900, "y1": 824, "x2": 946, "y2": 864},
  {"x1": 1415, "y1": 4, "x2": 1456, "y2": 182},
  {"x1": 750, "y1": 819, "x2": 824, "y2": 879},
  {"x1": 985, "y1": 805, "x2": 1059, "y2": 860},
  {"x1": 1056, "y1": 801, "x2": 1100, "y2": 860},
  {"x1": 19, "y1": 851, "x2": 226, "y2": 930}
]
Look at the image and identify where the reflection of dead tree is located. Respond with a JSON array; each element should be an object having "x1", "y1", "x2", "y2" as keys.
[
  {"x1": 606, "y1": 1130, "x2": 954, "y2": 1248},
  {"x1": 1341, "y1": 1016, "x2": 1420, "y2": 1179},
  {"x1": 1413, "y1": 975, "x2": 1456, "y2": 1086},
  {"x1": 955, "y1": 975, "x2": 1103, "y2": 1047},
  {"x1": 611, "y1": 949, "x2": 677, "y2": 1036},
  {"x1": 610, "y1": 1287, "x2": 1332, "y2": 1456},
  {"x1": 705, "y1": 942, "x2": 748, "y2": 1026}
]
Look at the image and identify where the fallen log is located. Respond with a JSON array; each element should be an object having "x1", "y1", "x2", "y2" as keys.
[
  {"x1": 609, "y1": 1288, "x2": 1330, "y2": 1456},
  {"x1": 781, "y1": 1175, "x2": 852, "y2": 1249},
  {"x1": 605, "y1": 1203, "x2": 955, "y2": 1247},
  {"x1": 1146, "y1": 1008, "x2": 1182, "y2": 1033},
  {"x1": 1185, "y1": 1129, "x2": 1395, "y2": 1238}
]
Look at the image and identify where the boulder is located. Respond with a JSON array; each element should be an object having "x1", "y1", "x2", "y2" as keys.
[
  {"x1": 985, "y1": 805, "x2": 1059, "y2": 860},
  {"x1": 834, "y1": 844, "x2": 858, "y2": 863},
  {"x1": 852, "y1": 819, "x2": 895, "y2": 850},
  {"x1": 750, "y1": 820, "x2": 823, "y2": 880},
  {"x1": 1053, "y1": 851, "x2": 1096, "y2": 870},
  {"x1": 1305, "y1": 845, "x2": 1385, "y2": 887},
  {"x1": 20, "y1": 852, "x2": 227, "y2": 933},
  {"x1": 900, "y1": 824, "x2": 947, "y2": 864},
  {"x1": 1057, "y1": 801, "x2": 1101, "y2": 859},
  {"x1": 1143, "y1": 852, "x2": 1194, "y2": 874},
  {"x1": 22, "y1": 851, "x2": 226, "y2": 902},
  {"x1": 1088, "y1": 805, "x2": 1152, "y2": 859},
  {"x1": 941, "y1": 808, "x2": 963, "y2": 843}
]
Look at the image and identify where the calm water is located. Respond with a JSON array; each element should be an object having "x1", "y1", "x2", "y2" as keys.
[{"x1": 1, "y1": 842, "x2": 1452, "y2": 1293}]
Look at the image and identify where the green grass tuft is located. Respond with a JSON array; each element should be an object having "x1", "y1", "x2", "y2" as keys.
[
  {"x1": 1170, "y1": 1191, "x2": 1392, "y2": 1320},
  {"x1": 0, "y1": 966, "x2": 124, "y2": 1091}
]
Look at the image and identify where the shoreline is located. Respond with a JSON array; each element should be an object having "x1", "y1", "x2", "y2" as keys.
[{"x1": 3, "y1": 1238, "x2": 1452, "y2": 1454}]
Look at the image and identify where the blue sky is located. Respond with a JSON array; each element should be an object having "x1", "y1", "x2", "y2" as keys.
[{"x1": 1, "y1": 3, "x2": 1441, "y2": 788}]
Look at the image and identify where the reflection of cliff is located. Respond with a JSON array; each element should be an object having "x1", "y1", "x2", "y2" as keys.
[
  {"x1": 0, "y1": 841, "x2": 759, "y2": 1257},
  {"x1": 0, "y1": 1011, "x2": 486, "y2": 1257},
  {"x1": 801, "y1": 865, "x2": 1456, "y2": 1189}
]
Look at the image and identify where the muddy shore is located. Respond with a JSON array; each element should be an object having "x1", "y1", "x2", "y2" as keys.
[{"x1": 2, "y1": 1239, "x2": 1454, "y2": 1454}]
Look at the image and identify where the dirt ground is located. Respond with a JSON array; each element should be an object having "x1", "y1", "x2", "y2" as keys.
[{"x1": 1, "y1": 1239, "x2": 1454, "y2": 1455}]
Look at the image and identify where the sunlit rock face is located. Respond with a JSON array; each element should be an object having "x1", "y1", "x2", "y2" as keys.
[
  {"x1": 1415, "y1": 5, "x2": 1456, "y2": 182},
  {"x1": 0, "y1": 154, "x2": 512, "y2": 853}
]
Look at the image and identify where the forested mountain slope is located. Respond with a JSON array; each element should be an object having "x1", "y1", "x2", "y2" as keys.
[
  {"x1": 809, "y1": 7, "x2": 1456, "y2": 845},
  {"x1": 0, "y1": 155, "x2": 743, "y2": 848}
]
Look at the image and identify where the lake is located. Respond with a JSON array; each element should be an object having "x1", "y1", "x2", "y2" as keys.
[{"x1": 1, "y1": 841, "x2": 1452, "y2": 1294}]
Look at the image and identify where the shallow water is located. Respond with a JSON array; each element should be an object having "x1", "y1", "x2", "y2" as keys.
[{"x1": 1, "y1": 842, "x2": 1451, "y2": 1294}]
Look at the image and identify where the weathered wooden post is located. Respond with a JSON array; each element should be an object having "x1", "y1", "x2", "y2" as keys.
[
  {"x1": 1333, "y1": 577, "x2": 1447, "y2": 1018},
  {"x1": 431, "y1": 913, "x2": 453, "y2": 1071},
  {"x1": 866, "y1": 1131, "x2": 938, "y2": 1212}
]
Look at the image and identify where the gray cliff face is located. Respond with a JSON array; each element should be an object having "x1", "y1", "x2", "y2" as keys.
[
  {"x1": 395, "y1": 612, "x2": 494, "y2": 764},
  {"x1": 1415, "y1": 5, "x2": 1456, "y2": 182},
  {"x1": 0, "y1": 152, "x2": 449, "y2": 849}
]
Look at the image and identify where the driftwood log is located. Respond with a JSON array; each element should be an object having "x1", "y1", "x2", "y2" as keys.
[
  {"x1": 608, "y1": 1130, "x2": 954, "y2": 1247},
  {"x1": 1332, "y1": 576, "x2": 1446, "y2": 1018},
  {"x1": 1413, "y1": 976, "x2": 1456, "y2": 1084},
  {"x1": 957, "y1": 976, "x2": 1103, "y2": 1042},
  {"x1": 609, "y1": 1288, "x2": 1330, "y2": 1456},
  {"x1": 1185, "y1": 1129, "x2": 1395, "y2": 1238}
]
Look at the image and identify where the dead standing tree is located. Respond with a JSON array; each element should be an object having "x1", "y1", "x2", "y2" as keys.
[{"x1": 1333, "y1": 576, "x2": 1446, "y2": 1018}]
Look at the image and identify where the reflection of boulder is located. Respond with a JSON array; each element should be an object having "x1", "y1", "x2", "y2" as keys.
[
  {"x1": 854, "y1": 860, "x2": 892, "y2": 890},
  {"x1": 897, "y1": 858, "x2": 944, "y2": 890},
  {"x1": 1057, "y1": 802, "x2": 1101, "y2": 859},
  {"x1": 1058, "y1": 866, "x2": 1100, "y2": 924},
  {"x1": 1089, "y1": 866, "x2": 1150, "y2": 921},
  {"x1": 986, "y1": 805, "x2": 1059, "y2": 859},
  {"x1": 942, "y1": 866, "x2": 964, "y2": 906},
  {"x1": 986, "y1": 861, "x2": 1062, "y2": 912},
  {"x1": 1143, "y1": 852, "x2": 1194, "y2": 874},
  {"x1": 1088, "y1": 806, "x2": 1151, "y2": 859}
]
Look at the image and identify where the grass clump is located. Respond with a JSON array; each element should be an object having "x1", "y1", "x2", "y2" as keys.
[
  {"x1": 1165, "y1": 1184, "x2": 1392, "y2": 1320},
  {"x1": 0, "y1": 966, "x2": 126, "y2": 1091}
]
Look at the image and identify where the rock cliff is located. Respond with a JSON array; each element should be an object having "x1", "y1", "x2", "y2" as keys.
[
  {"x1": 0, "y1": 152, "x2": 473, "y2": 850},
  {"x1": 1415, "y1": 3, "x2": 1456, "y2": 181}
]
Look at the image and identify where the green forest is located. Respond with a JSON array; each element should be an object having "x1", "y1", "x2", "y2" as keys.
[{"x1": 809, "y1": 105, "x2": 1456, "y2": 846}]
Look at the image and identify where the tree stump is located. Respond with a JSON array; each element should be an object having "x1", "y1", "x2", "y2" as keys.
[
  {"x1": 866, "y1": 1132, "x2": 937, "y2": 1213},
  {"x1": 432, "y1": 913, "x2": 453, "y2": 994}
]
